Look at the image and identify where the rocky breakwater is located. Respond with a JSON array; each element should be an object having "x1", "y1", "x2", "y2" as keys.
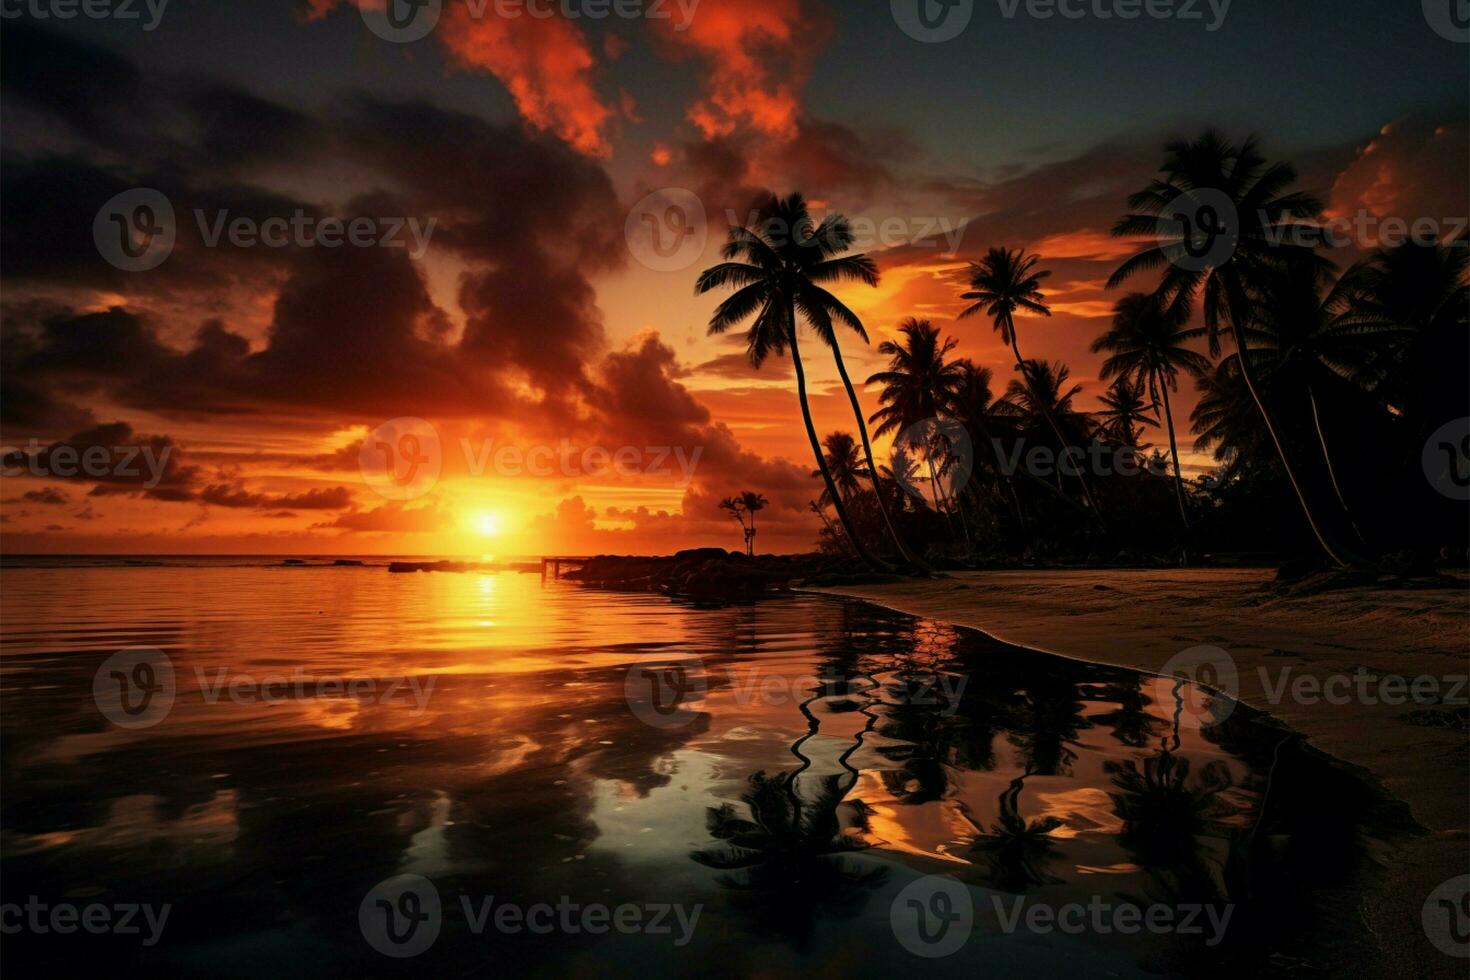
[{"x1": 562, "y1": 549, "x2": 905, "y2": 602}]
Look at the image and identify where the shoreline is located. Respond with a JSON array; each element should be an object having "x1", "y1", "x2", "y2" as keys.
[{"x1": 808, "y1": 568, "x2": 1468, "y2": 978}]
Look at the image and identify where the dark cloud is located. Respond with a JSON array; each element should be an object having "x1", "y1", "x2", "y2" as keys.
[
  {"x1": 311, "y1": 502, "x2": 450, "y2": 534},
  {"x1": 198, "y1": 483, "x2": 353, "y2": 511},
  {"x1": 21, "y1": 487, "x2": 68, "y2": 505},
  {"x1": 1, "y1": 422, "x2": 200, "y2": 501}
]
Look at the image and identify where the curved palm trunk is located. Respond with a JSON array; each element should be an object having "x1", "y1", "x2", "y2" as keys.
[
  {"x1": 788, "y1": 310, "x2": 884, "y2": 571},
  {"x1": 1228, "y1": 321, "x2": 1368, "y2": 569},
  {"x1": 827, "y1": 341, "x2": 921, "y2": 566},
  {"x1": 1009, "y1": 328, "x2": 1106, "y2": 524},
  {"x1": 1306, "y1": 382, "x2": 1368, "y2": 547},
  {"x1": 1157, "y1": 374, "x2": 1190, "y2": 529}
]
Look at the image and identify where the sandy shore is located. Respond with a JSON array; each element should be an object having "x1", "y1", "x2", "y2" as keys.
[{"x1": 812, "y1": 568, "x2": 1469, "y2": 977}]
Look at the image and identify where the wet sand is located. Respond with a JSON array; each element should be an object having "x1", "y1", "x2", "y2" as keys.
[{"x1": 811, "y1": 568, "x2": 1470, "y2": 977}]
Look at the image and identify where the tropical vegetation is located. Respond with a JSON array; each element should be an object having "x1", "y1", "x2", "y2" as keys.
[{"x1": 698, "y1": 133, "x2": 1468, "y2": 571}]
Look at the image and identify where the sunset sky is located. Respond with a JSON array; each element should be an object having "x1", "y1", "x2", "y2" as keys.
[{"x1": 1, "y1": 0, "x2": 1465, "y2": 554}]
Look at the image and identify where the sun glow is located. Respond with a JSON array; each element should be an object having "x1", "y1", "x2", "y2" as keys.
[{"x1": 470, "y1": 511, "x2": 505, "y2": 538}]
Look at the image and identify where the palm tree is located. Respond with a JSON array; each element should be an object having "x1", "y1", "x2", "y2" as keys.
[
  {"x1": 739, "y1": 491, "x2": 768, "y2": 556},
  {"x1": 1092, "y1": 293, "x2": 1212, "y2": 527},
  {"x1": 1343, "y1": 239, "x2": 1469, "y2": 458},
  {"x1": 866, "y1": 318, "x2": 966, "y2": 515},
  {"x1": 813, "y1": 432, "x2": 864, "y2": 507},
  {"x1": 1249, "y1": 262, "x2": 1398, "y2": 541},
  {"x1": 948, "y1": 358, "x2": 1028, "y2": 533},
  {"x1": 785, "y1": 201, "x2": 922, "y2": 566},
  {"x1": 966, "y1": 774, "x2": 1064, "y2": 892},
  {"x1": 691, "y1": 769, "x2": 885, "y2": 943},
  {"x1": 961, "y1": 247, "x2": 1104, "y2": 517},
  {"x1": 1095, "y1": 377, "x2": 1160, "y2": 449},
  {"x1": 719, "y1": 495, "x2": 748, "y2": 552},
  {"x1": 992, "y1": 360, "x2": 1087, "y2": 437},
  {"x1": 1107, "y1": 131, "x2": 1366, "y2": 567},
  {"x1": 1191, "y1": 356, "x2": 1269, "y2": 475},
  {"x1": 696, "y1": 194, "x2": 888, "y2": 569}
]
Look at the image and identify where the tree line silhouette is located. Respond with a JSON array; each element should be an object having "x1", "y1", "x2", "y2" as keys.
[{"x1": 699, "y1": 131, "x2": 1468, "y2": 570}]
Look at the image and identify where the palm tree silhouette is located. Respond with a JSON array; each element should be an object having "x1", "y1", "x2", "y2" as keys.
[
  {"x1": 719, "y1": 492, "x2": 770, "y2": 556},
  {"x1": 1107, "y1": 131, "x2": 1366, "y2": 567},
  {"x1": 813, "y1": 432, "x2": 864, "y2": 508},
  {"x1": 947, "y1": 358, "x2": 1028, "y2": 536},
  {"x1": 697, "y1": 192, "x2": 909, "y2": 568},
  {"x1": 691, "y1": 769, "x2": 886, "y2": 944},
  {"x1": 962, "y1": 247, "x2": 1104, "y2": 519},
  {"x1": 1095, "y1": 377, "x2": 1160, "y2": 449},
  {"x1": 966, "y1": 773, "x2": 1064, "y2": 892},
  {"x1": 739, "y1": 491, "x2": 767, "y2": 555},
  {"x1": 1248, "y1": 261, "x2": 1398, "y2": 542},
  {"x1": 1343, "y1": 239, "x2": 1469, "y2": 485},
  {"x1": 993, "y1": 360, "x2": 1086, "y2": 440},
  {"x1": 1092, "y1": 292, "x2": 1212, "y2": 528},
  {"x1": 867, "y1": 318, "x2": 967, "y2": 517},
  {"x1": 1190, "y1": 355, "x2": 1277, "y2": 488}
]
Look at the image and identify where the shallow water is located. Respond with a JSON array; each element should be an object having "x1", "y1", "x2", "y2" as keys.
[{"x1": 0, "y1": 561, "x2": 1384, "y2": 977}]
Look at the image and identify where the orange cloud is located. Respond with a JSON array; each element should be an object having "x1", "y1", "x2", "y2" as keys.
[
  {"x1": 304, "y1": 0, "x2": 614, "y2": 156},
  {"x1": 653, "y1": 0, "x2": 825, "y2": 142},
  {"x1": 1029, "y1": 228, "x2": 1137, "y2": 262},
  {"x1": 1327, "y1": 119, "x2": 1468, "y2": 244},
  {"x1": 439, "y1": 2, "x2": 613, "y2": 156}
]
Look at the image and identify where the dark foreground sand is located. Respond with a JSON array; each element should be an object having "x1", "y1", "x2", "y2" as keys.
[{"x1": 812, "y1": 568, "x2": 1469, "y2": 978}]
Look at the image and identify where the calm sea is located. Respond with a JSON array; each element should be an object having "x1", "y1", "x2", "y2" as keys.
[{"x1": 0, "y1": 558, "x2": 1382, "y2": 977}]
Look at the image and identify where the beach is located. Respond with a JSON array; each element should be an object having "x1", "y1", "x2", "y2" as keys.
[{"x1": 813, "y1": 567, "x2": 1470, "y2": 977}]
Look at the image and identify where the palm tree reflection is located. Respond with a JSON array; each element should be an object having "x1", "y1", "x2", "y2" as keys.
[
  {"x1": 966, "y1": 772, "x2": 1064, "y2": 892},
  {"x1": 1105, "y1": 679, "x2": 1237, "y2": 899},
  {"x1": 690, "y1": 769, "x2": 886, "y2": 945}
]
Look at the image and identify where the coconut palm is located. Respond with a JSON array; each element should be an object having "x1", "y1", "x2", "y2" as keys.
[
  {"x1": 1191, "y1": 356, "x2": 1268, "y2": 473},
  {"x1": 866, "y1": 318, "x2": 966, "y2": 514},
  {"x1": 1095, "y1": 378, "x2": 1160, "y2": 449},
  {"x1": 1107, "y1": 131, "x2": 1366, "y2": 567},
  {"x1": 961, "y1": 247, "x2": 1104, "y2": 517},
  {"x1": 992, "y1": 360, "x2": 1087, "y2": 440},
  {"x1": 740, "y1": 491, "x2": 768, "y2": 556},
  {"x1": 1248, "y1": 262, "x2": 1399, "y2": 540},
  {"x1": 691, "y1": 769, "x2": 885, "y2": 944},
  {"x1": 967, "y1": 774, "x2": 1064, "y2": 892},
  {"x1": 947, "y1": 358, "x2": 1028, "y2": 532},
  {"x1": 697, "y1": 194, "x2": 888, "y2": 568},
  {"x1": 718, "y1": 495, "x2": 748, "y2": 551},
  {"x1": 1342, "y1": 239, "x2": 1469, "y2": 450},
  {"x1": 1092, "y1": 293, "x2": 1212, "y2": 527},
  {"x1": 813, "y1": 432, "x2": 864, "y2": 507}
]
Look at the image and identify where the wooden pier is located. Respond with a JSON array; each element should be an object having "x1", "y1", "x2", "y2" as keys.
[{"x1": 540, "y1": 556, "x2": 589, "y2": 579}]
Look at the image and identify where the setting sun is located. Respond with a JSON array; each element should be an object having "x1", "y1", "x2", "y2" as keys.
[{"x1": 470, "y1": 511, "x2": 505, "y2": 538}]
